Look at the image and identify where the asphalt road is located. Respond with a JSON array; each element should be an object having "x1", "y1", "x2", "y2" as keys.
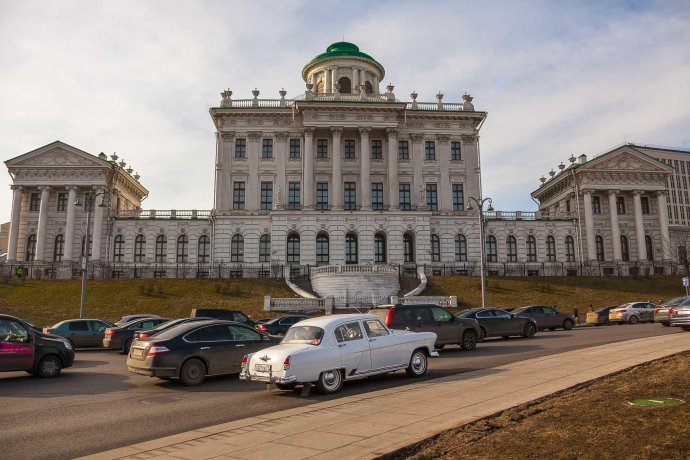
[{"x1": 0, "y1": 323, "x2": 682, "y2": 459}]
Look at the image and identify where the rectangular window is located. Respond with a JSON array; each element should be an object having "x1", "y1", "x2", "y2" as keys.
[
  {"x1": 260, "y1": 182, "x2": 273, "y2": 210},
  {"x1": 57, "y1": 193, "x2": 68, "y2": 212},
  {"x1": 30, "y1": 193, "x2": 41, "y2": 211},
  {"x1": 592, "y1": 196, "x2": 601, "y2": 214},
  {"x1": 235, "y1": 138, "x2": 246, "y2": 158},
  {"x1": 452, "y1": 184, "x2": 464, "y2": 211},
  {"x1": 424, "y1": 141, "x2": 436, "y2": 161},
  {"x1": 232, "y1": 182, "x2": 245, "y2": 210},
  {"x1": 317, "y1": 139, "x2": 328, "y2": 159},
  {"x1": 641, "y1": 196, "x2": 650, "y2": 215},
  {"x1": 372, "y1": 183, "x2": 384, "y2": 210},
  {"x1": 616, "y1": 197, "x2": 625, "y2": 215},
  {"x1": 344, "y1": 139, "x2": 356, "y2": 159},
  {"x1": 261, "y1": 138, "x2": 273, "y2": 158},
  {"x1": 451, "y1": 141, "x2": 462, "y2": 161},
  {"x1": 288, "y1": 182, "x2": 301, "y2": 210},
  {"x1": 84, "y1": 194, "x2": 94, "y2": 212},
  {"x1": 316, "y1": 182, "x2": 329, "y2": 210},
  {"x1": 344, "y1": 182, "x2": 357, "y2": 210},
  {"x1": 371, "y1": 140, "x2": 383, "y2": 160},
  {"x1": 426, "y1": 183, "x2": 438, "y2": 211},
  {"x1": 398, "y1": 140, "x2": 409, "y2": 160},
  {"x1": 399, "y1": 184, "x2": 411, "y2": 210},
  {"x1": 289, "y1": 138, "x2": 301, "y2": 158}
]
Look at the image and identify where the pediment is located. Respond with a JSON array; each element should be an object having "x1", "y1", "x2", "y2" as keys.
[
  {"x1": 584, "y1": 149, "x2": 671, "y2": 173},
  {"x1": 5, "y1": 141, "x2": 108, "y2": 169}
]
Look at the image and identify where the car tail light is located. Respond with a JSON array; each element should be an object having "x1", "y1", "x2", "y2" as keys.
[
  {"x1": 241, "y1": 355, "x2": 248, "y2": 365},
  {"x1": 256, "y1": 324, "x2": 267, "y2": 331},
  {"x1": 385, "y1": 308, "x2": 394, "y2": 326},
  {"x1": 147, "y1": 346, "x2": 169, "y2": 356},
  {"x1": 43, "y1": 328, "x2": 51, "y2": 334},
  {"x1": 283, "y1": 356, "x2": 291, "y2": 370},
  {"x1": 139, "y1": 332, "x2": 151, "y2": 339},
  {"x1": 105, "y1": 330, "x2": 115, "y2": 337},
  {"x1": 669, "y1": 308, "x2": 676, "y2": 316},
  {"x1": 653, "y1": 308, "x2": 660, "y2": 313}
]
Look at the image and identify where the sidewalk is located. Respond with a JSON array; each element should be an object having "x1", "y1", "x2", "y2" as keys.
[{"x1": 80, "y1": 333, "x2": 690, "y2": 460}]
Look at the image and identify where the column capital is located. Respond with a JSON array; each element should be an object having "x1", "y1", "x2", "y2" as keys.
[
  {"x1": 656, "y1": 190, "x2": 666, "y2": 197},
  {"x1": 247, "y1": 131, "x2": 262, "y2": 141},
  {"x1": 607, "y1": 189, "x2": 619, "y2": 196},
  {"x1": 10, "y1": 185, "x2": 22, "y2": 191},
  {"x1": 386, "y1": 127, "x2": 398, "y2": 137},
  {"x1": 330, "y1": 127, "x2": 343, "y2": 136},
  {"x1": 274, "y1": 132, "x2": 289, "y2": 141},
  {"x1": 65, "y1": 185, "x2": 78, "y2": 191},
  {"x1": 302, "y1": 128, "x2": 314, "y2": 137},
  {"x1": 37, "y1": 185, "x2": 51, "y2": 191},
  {"x1": 632, "y1": 189, "x2": 643, "y2": 196},
  {"x1": 358, "y1": 127, "x2": 371, "y2": 136},
  {"x1": 220, "y1": 132, "x2": 235, "y2": 140},
  {"x1": 410, "y1": 133, "x2": 425, "y2": 142},
  {"x1": 460, "y1": 134, "x2": 477, "y2": 143},
  {"x1": 436, "y1": 134, "x2": 451, "y2": 143}
]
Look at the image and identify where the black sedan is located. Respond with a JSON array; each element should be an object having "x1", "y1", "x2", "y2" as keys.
[
  {"x1": 103, "y1": 317, "x2": 169, "y2": 353},
  {"x1": 456, "y1": 308, "x2": 537, "y2": 341},
  {"x1": 126, "y1": 320, "x2": 280, "y2": 385},
  {"x1": 255, "y1": 315, "x2": 309, "y2": 335}
]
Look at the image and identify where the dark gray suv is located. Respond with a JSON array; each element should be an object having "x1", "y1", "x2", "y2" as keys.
[{"x1": 368, "y1": 304, "x2": 480, "y2": 351}]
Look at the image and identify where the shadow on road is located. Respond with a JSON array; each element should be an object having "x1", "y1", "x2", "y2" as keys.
[
  {"x1": 71, "y1": 359, "x2": 110, "y2": 369},
  {"x1": 0, "y1": 371, "x2": 137, "y2": 396}
]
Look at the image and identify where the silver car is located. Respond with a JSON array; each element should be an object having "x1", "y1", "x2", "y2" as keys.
[
  {"x1": 669, "y1": 304, "x2": 690, "y2": 331},
  {"x1": 653, "y1": 296, "x2": 689, "y2": 326},
  {"x1": 608, "y1": 301, "x2": 655, "y2": 324}
]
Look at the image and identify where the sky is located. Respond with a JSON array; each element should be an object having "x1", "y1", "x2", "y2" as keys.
[{"x1": 1, "y1": 0, "x2": 689, "y2": 223}]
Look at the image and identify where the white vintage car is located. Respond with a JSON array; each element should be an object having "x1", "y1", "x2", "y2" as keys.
[{"x1": 239, "y1": 314, "x2": 438, "y2": 394}]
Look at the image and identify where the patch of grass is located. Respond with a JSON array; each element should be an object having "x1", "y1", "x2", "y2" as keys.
[{"x1": 388, "y1": 351, "x2": 690, "y2": 460}]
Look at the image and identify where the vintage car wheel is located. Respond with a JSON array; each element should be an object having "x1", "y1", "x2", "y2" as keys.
[
  {"x1": 477, "y1": 327, "x2": 486, "y2": 343},
  {"x1": 460, "y1": 330, "x2": 477, "y2": 351},
  {"x1": 562, "y1": 319, "x2": 574, "y2": 330},
  {"x1": 661, "y1": 322, "x2": 670, "y2": 327},
  {"x1": 179, "y1": 358, "x2": 207, "y2": 386},
  {"x1": 628, "y1": 315, "x2": 639, "y2": 325},
  {"x1": 522, "y1": 322, "x2": 537, "y2": 338},
  {"x1": 36, "y1": 355, "x2": 62, "y2": 378},
  {"x1": 316, "y1": 369, "x2": 343, "y2": 394},
  {"x1": 405, "y1": 350, "x2": 428, "y2": 377}
]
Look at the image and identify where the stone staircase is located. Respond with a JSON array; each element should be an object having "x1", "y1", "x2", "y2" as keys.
[
  {"x1": 398, "y1": 277, "x2": 422, "y2": 297},
  {"x1": 290, "y1": 274, "x2": 319, "y2": 298},
  {"x1": 310, "y1": 265, "x2": 400, "y2": 307}
]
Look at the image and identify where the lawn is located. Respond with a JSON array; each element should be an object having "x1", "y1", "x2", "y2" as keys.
[{"x1": 387, "y1": 351, "x2": 690, "y2": 460}]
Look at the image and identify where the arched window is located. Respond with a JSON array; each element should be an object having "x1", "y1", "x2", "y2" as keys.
[
  {"x1": 26, "y1": 234, "x2": 37, "y2": 261},
  {"x1": 527, "y1": 235, "x2": 537, "y2": 262},
  {"x1": 645, "y1": 235, "x2": 654, "y2": 261},
  {"x1": 134, "y1": 235, "x2": 146, "y2": 262},
  {"x1": 316, "y1": 233, "x2": 329, "y2": 265},
  {"x1": 198, "y1": 235, "x2": 210, "y2": 263},
  {"x1": 506, "y1": 235, "x2": 517, "y2": 262},
  {"x1": 546, "y1": 236, "x2": 556, "y2": 262},
  {"x1": 430, "y1": 235, "x2": 441, "y2": 262},
  {"x1": 231, "y1": 234, "x2": 244, "y2": 263},
  {"x1": 177, "y1": 235, "x2": 189, "y2": 263},
  {"x1": 345, "y1": 232, "x2": 358, "y2": 264},
  {"x1": 54, "y1": 234, "x2": 65, "y2": 262},
  {"x1": 316, "y1": 80, "x2": 324, "y2": 94},
  {"x1": 595, "y1": 236, "x2": 605, "y2": 261},
  {"x1": 155, "y1": 235, "x2": 167, "y2": 263},
  {"x1": 337, "y1": 77, "x2": 351, "y2": 94},
  {"x1": 565, "y1": 236, "x2": 575, "y2": 262},
  {"x1": 113, "y1": 235, "x2": 124, "y2": 262},
  {"x1": 259, "y1": 235, "x2": 271, "y2": 263},
  {"x1": 403, "y1": 233, "x2": 415, "y2": 263},
  {"x1": 81, "y1": 235, "x2": 92, "y2": 257},
  {"x1": 620, "y1": 235, "x2": 630, "y2": 261},
  {"x1": 485, "y1": 235, "x2": 497, "y2": 262},
  {"x1": 455, "y1": 234, "x2": 467, "y2": 261},
  {"x1": 374, "y1": 233, "x2": 387, "y2": 263},
  {"x1": 365, "y1": 81, "x2": 373, "y2": 94},
  {"x1": 287, "y1": 233, "x2": 300, "y2": 264}
]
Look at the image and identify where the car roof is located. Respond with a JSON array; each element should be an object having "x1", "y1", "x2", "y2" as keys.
[
  {"x1": 148, "y1": 319, "x2": 243, "y2": 339},
  {"x1": 296, "y1": 314, "x2": 378, "y2": 328}
]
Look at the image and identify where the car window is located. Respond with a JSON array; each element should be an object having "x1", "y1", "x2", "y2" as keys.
[
  {"x1": 89, "y1": 321, "x2": 107, "y2": 332},
  {"x1": 334, "y1": 322, "x2": 365, "y2": 342},
  {"x1": 476, "y1": 310, "x2": 494, "y2": 318},
  {"x1": 228, "y1": 325, "x2": 261, "y2": 341},
  {"x1": 0, "y1": 320, "x2": 30, "y2": 343},
  {"x1": 408, "y1": 307, "x2": 431, "y2": 323},
  {"x1": 232, "y1": 312, "x2": 249, "y2": 323},
  {"x1": 68, "y1": 321, "x2": 89, "y2": 332},
  {"x1": 363, "y1": 320, "x2": 389, "y2": 337},
  {"x1": 494, "y1": 310, "x2": 512, "y2": 319},
  {"x1": 282, "y1": 326, "x2": 324, "y2": 345},
  {"x1": 545, "y1": 307, "x2": 557, "y2": 315},
  {"x1": 186, "y1": 325, "x2": 232, "y2": 342},
  {"x1": 431, "y1": 307, "x2": 453, "y2": 322}
]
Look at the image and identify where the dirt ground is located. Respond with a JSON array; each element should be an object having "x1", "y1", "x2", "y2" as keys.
[{"x1": 384, "y1": 352, "x2": 690, "y2": 460}]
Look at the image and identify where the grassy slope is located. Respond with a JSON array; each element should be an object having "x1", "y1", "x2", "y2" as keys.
[{"x1": 0, "y1": 276, "x2": 685, "y2": 327}]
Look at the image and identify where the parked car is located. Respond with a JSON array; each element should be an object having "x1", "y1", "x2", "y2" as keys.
[
  {"x1": 510, "y1": 306, "x2": 575, "y2": 331},
  {"x1": 133, "y1": 317, "x2": 214, "y2": 340},
  {"x1": 654, "y1": 296, "x2": 689, "y2": 326},
  {"x1": 0, "y1": 314, "x2": 75, "y2": 377},
  {"x1": 608, "y1": 302, "x2": 656, "y2": 324},
  {"x1": 668, "y1": 304, "x2": 690, "y2": 331},
  {"x1": 456, "y1": 308, "x2": 537, "y2": 341},
  {"x1": 240, "y1": 314, "x2": 439, "y2": 394},
  {"x1": 255, "y1": 316, "x2": 309, "y2": 336},
  {"x1": 585, "y1": 306, "x2": 617, "y2": 326},
  {"x1": 368, "y1": 303, "x2": 480, "y2": 351},
  {"x1": 43, "y1": 319, "x2": 113, "y2": 348},
  {"x1": 114, "y1": 314, "x2": 163, "y2": 327},
  {"x1": 190, "y1": 309, "x2": 256, "y2": 328},
  {"x1": 103, "y1": 317, "x2": 169, "y2": 353},
  {"x1": 127, "y1": 320, "x2": 280, "y2": 385}
]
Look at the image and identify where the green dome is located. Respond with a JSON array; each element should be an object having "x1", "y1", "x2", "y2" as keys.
[{"x1": 302, "y1": 42, "x2": 385, "y2": 81}]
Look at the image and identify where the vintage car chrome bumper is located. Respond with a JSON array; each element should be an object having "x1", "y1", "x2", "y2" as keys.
[
  {"x1": 430, "y1": 351, "x2": 440, "y2": 357},
  {"x1": 239, "y1": 368, "x2": 297, "y2": 384},
  {"x1": 669, "y1": 315, "x2": 690, "y2": 327}
]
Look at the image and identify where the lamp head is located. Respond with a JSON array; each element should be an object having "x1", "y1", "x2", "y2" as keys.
[
  {"x1": 487, "y1": 204, "x2": 494, "y2": 212},
  {"x1": 467, "y1": 203, "x2": 474, "y2": 211},
  {"x1": 74, "y1": 199, "x2": 82, "y2": 207}
]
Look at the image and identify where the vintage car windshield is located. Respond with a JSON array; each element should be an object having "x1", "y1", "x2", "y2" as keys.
[{"x1": 281, "y1": 326, "x2": 325, "y2": 345}]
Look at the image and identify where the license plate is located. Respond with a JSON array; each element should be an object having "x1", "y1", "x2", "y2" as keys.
[
  {"x1": 255, "y1": 364, "x2": 270, "y2": 373},
  {"x1": 131, "y1": 348, "x2": 144, "y2": 358}
]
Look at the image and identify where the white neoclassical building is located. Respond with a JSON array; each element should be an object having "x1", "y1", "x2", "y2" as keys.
[{"x1": 3, "y1": 42, "x2": 690, "y2": 285}]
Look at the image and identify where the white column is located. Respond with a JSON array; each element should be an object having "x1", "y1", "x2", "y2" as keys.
[
  {"x1": 352, "y1": 67, "x2": 359, "y2": 90},
  {"x1": 438, "y1": 135, "x2": 451, "y2": 211},
  {"x1": 325, "y1": 68, "x2": 332, "y2": 94},
  {"x1": 411, "y1": 134, "x2": 424, "y2": 208},
  {"x1": 387, "y1": 129, "x2": 399, "y2": 210},
  {"x1": 7, "y1": 185, "x2": 23, "y2": 262},
  {"x1": 275, "y1": 133, "x2": 288, "y2": 210},
  {"x1": 359, "y1": 127, "x2": 371, "y2": 210},
  {"x1": 633, "y1": 191, "x2": 647, "y2": 261},
  {"x1": 63, "y1": 186, "x2": 78, "y2": 262},
  {"x1": 303, "y1": 128, "x2": 314, "y2": 209},
  {"x1": 608, "y1": 190, "x2": 622, "y2": 260},
  {"x1": 657, "y1": 191, "x2": 672, "y2": 260},
  {"x1": 331, "y1": 128, "x2": 342, "y2": 210},
  {"x1": 35, "y1": 186, "x2": 51, "y2": 262},
  {"x1": 372, "y1": 75, "x2": 379, "y2": 94},
  {"x1": 583, "y1": 190, "x2": 596, "y2": 261},
  {"x1": 311, "y1": 73, "x2": 317, "y2": 91},
  {"x1": 331, "y1": 67, "x2": 338, "y2": 92},
  {"x1": 247, "y1": 132, "x2": 261, "y2": 211},
  {"x1": 91, "y1": 188, "x2": 105, "y2": 261}
]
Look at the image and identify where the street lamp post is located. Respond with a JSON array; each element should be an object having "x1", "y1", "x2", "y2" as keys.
[
  {"x1": 75, "y1": 191, "x2": 105, "y2": 318},
  {"x1": 467, "y1": 196, "x2": 493, "y2": 309}
]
